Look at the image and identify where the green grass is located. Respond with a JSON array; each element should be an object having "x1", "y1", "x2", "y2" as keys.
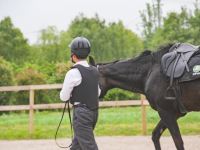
[{"x1": 0, "y1": 107, "x2": 200, "y2": 140}]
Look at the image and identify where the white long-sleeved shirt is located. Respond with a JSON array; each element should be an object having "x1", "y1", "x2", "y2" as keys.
[{"x1": 60, "y1": 60, "x2": 101, "y2": 102}]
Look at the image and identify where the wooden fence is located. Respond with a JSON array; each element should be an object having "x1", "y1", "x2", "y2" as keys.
[{"x1": 0, "y1": 84, "x2": 149, "y2": 135}]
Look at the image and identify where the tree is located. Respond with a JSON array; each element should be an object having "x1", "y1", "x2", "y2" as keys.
[
  {"x1": 35, "y1": 26, "x2": 67, "y2": 63},
  {"x1": 163, "y1": 8, "x2": 190, "y2": 41},
  {"x1": 0, "y1": 57, "x2": 14, "y2": 105},
  {"x1": 0, "y1": 17, "x2": 30, "y2": 64},
  {"x1": 15, "y1": 65, "x2": 47, "y2": 104},
  {"x1": 140, "y1": 0, "x2": 200, "y2": 49},
  {"x1": 189, "y1": 0, "x2": 200, "y2": 44},
  {"x1": 147, "y1": 8, "x2": 193, "y2": 49},
  {"x1": 65, "y1": 14, "x2": 143, "y2": 62},
  {"x1": 140, "y1": 0, "x2": 163, "y2": 47},
  {"x1": 104, "y1": 21, "x2": 143, "y2": 60}
]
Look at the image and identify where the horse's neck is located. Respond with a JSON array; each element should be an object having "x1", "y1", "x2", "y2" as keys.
[
  {"x1": 109, "y1": 78, "x2": 145, "y2": 94},
  {"x1": 108, "y1": 65, "x2": 151, "y2": 94}
]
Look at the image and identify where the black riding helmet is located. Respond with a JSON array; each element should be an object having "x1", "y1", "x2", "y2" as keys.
[{"x1": 69, "y1": 37, "x2": 91, "y2": 59}]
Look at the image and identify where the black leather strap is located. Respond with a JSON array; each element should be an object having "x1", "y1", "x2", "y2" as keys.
[
  {"x1": 55, "y1": 100, "x2": 73, "y2": 149},
  {"x1": 170, "y1": 54, "x2": 180, "y2": 87}
]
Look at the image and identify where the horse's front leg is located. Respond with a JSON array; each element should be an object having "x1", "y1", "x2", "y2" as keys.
[
  {"x1": 152, "y1": 120, "x2": 166, "y2": 150},
  {"x1": 158, "y1": 108, "x2": 184, "y2": 150}
]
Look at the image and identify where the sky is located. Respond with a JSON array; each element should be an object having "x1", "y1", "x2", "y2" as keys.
[{"x1": 0, "y1": 0, "x2": 198, "y2": 44}]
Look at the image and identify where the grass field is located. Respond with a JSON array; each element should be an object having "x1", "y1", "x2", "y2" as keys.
[{"x1": 0, "y1": 107, "x2": 200, "y2": 140}]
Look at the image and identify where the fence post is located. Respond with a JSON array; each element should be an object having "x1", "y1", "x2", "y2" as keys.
[
  {"x1": 29, "y1": 89, "x2": 34, "y2": 135},
  {"x1": 141, "y1": 94, "x2": 147, "y2": 135}
]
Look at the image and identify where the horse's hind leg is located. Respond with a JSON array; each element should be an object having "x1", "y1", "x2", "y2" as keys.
[
  {"x1": 158, "y1": 109, "x2": 184, "y2": 150},
  {"x1": 152, "y1": 120, "x2": 166, "y2": 150}
]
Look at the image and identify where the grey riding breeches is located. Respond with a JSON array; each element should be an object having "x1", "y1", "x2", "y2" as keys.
[{"x1": 70, "y1": 106, "x2": 98, "y2": 150}]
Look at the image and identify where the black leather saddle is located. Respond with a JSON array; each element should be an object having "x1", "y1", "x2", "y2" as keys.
[
  {"x1": 161, "y1": 43, "x2": 199, "y2": 80},
  {"x1": 161, "y1": 43, "x2": 199, "y2": 113}
]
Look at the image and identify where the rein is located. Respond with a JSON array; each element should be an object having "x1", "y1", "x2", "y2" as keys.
[{"x1": 55, "y1": 100, "x2": 73, "y2": 149}]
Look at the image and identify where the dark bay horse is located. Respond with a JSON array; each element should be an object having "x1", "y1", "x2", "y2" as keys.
[{"x1": 89, "y1": 44, "x2": 200, "y2": 150}]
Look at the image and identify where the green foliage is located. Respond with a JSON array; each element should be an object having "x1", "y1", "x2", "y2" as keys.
[
  {"x1": 15, "y1": 66, "x2": 46, "y2": 85},
  {"x1": 14, "y1": 65, "x2": 47, "y2": 104},
  {"x1": 0, "y1": 57, "x2": 14, "y2": 86},
  {"x1": 162, "y1": 9, "x2": 190, "y2": 42},
  {"x1": 142, "y1": 1, "x2": 200, "y2": 49},
  {"x1": 66, "y1": 14, "x2": 143, "y2": 62},
  {"x1": 140, "y1": 0, "x2": 162, "y2": 48},
  {"x1": 104, "y1": 88, "x2": 140, "y2": 101},
  {"x1": 54, "y1": 62, "x2": 72, "y2": 83},
  {"x1": 11, "y1": 62, "x2": 73, "y2": 104},
  {"x1": 0, "y1": 57, "x2": 14, "y2": 105},
  {"x1": 0, "y1": 17, "x2": 30, "y2": 64},
  {"x1": 189, "y1": 4, "x2": 200, "y2": 45},
  {"x1": 35, "y1": 26, "x2": 68, "y2": 63}
]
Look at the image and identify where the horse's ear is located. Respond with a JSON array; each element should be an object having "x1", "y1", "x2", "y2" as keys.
[{"x1": 88, "y1": 56, "x2": 96, "y2": 66}]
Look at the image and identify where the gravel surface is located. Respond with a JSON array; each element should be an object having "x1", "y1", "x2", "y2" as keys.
[{"x1": 0, "y1": 136, "x2": 200, "y2": 150}]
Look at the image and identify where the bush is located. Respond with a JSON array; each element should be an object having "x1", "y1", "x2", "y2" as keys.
[
  {"x1": 15, "y1": 67, "x2": 46, "y2": 85},
  {"x1": 37, "y1": 62, "x2": 71, "y2": 104},
  {"x1": 54, "y1": 61, "x2": 72, "y2": 83},
  {"x1": 15, "y1": 66, "x2": 47, "y2": 104},
  {"x1": 104, "y1": 88, "x2": 140, "y2": 101},
  {"x1": 0, "y1": 57, "x2": 15, "y2": 105},
  {"x1": 13, "y1": 62, "x2": 72, "y2": 104}
]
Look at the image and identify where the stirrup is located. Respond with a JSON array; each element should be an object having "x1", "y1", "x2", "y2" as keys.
[{"x1": 164, "y1": 86, "x2": 176, "y2": 101}]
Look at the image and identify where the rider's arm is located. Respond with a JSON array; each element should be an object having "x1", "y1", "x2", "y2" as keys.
[{"x1": 60, "y1": 68, "x2": 81, "y2": 101}]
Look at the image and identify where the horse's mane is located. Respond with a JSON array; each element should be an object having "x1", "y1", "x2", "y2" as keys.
[
  {"x1": 97, "y1": 60, "x2": 119, "y2": 66},
  {"x1": 134, "y1": 43, "x2": 174, "y2": 63},
  {"x1": 97, "y1": 51, "x2": 152, "y2": 66},
  {"x1": 97, "y1": 43, "x2": 174, "y2": 66},
  {"x1": 151, "y1": 43, "x2": 174, "y2": 62}
]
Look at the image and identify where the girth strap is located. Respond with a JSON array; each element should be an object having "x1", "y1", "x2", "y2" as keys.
[{"x1": 170, "y1": 52, "x2": 180, "y2": 87}]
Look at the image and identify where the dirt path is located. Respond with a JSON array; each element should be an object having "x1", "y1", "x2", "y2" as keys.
[{"x1": 0, "y1": 136, "x2": 200, "y2": 150}]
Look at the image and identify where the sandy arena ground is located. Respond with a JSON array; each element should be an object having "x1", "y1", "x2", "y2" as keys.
[{"x1": 0, "y1": 136, "x2": 200, "y2": 150}]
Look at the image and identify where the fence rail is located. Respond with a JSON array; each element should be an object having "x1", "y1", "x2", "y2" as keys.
[{"x1": 0, "y1": 84, "x2": 149, "y2": 136}]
